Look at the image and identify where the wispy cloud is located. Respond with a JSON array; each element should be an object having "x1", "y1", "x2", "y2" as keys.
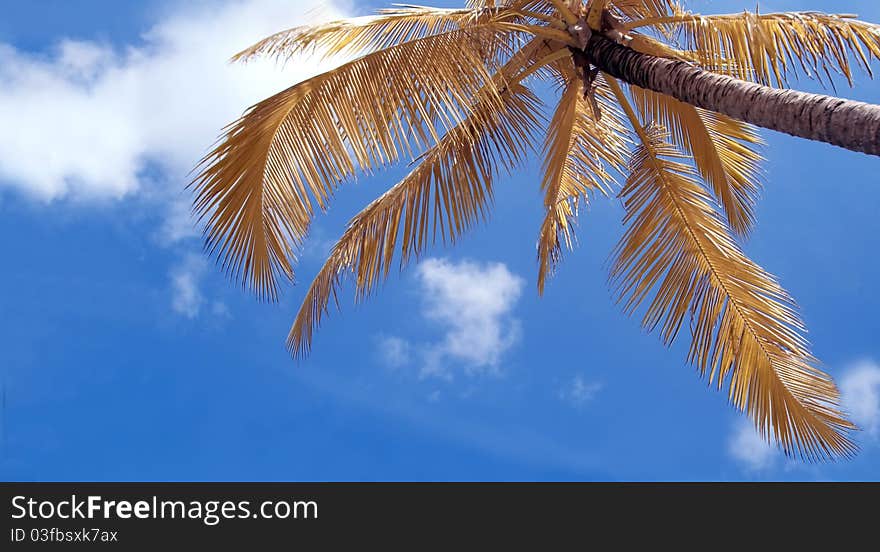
[
  {"x1": 377, "y1": 335, "x2": 411, "y2": 369},
  {"x1": 840, "y1": 360, "x2": 880, "y2": 440},
  {"x1": 289, "y1": 365, "x2": 605, "y2": 477},
  {"x1": 559, "y1": 375, "x2": 602, "y2": 407},
  {"x1": 727, "y1": 419, "x2": 777, "y2": 472},
  {"x1": 169, "y1": 253, "x2": 229, "y2": 320},
  {"x1": 0, "y1": 0, "x2": 349, "y2": 207},
  {"x1": 157, "y1": 195, "x2": 200, "y2": 246},
  {"x1": 413, "y1": 258, "x2": 524, "y2": 378},
  {"x1": 169, "y1": 254, "x2": 207, "y2": 318}
]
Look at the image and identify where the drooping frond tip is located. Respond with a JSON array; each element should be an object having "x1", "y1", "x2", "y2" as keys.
[
  {"x1": 611, "y1": 123, "x2": 856, "y2": 461},
  {"x1": 536, "y1": 73, "x2": 629, "y2": 294}
]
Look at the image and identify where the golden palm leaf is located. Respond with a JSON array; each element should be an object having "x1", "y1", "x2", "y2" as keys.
[
  {"x1": 537, "y1": 74, "x2": 628, "y2": 293},
  {"x1": 287, "y1": 40, "x2": 554, "y2": 356},
  {"x1": 610, "y1": 0, "x2": 680, "y2": 41},
  {"x1": 628, "y1": 84, "x2": 763, "y2": 235},
  {"x1": 612, "y1": 0, "x2": 676, "y2": 22},
  {"x1": 628, "y1": 10, "x2": 880, "y2": 86},
  {"x1": 626, "y1": 34, "x2": 693, "y2": 59},
  {"x1": 608, "y1": 118, "x2": 855, "y2": 460},
  {"x1": 192, "y1": 23, "x2": 526, "y2": 301},
  {"x1": 231, "y1": 4, "x2": 528, "y2": 63}
]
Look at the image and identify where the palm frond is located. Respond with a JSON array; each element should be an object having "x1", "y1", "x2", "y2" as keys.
[
  {"x1": 287, "y1": 41, "x2": 552, "y2": 356},
  {"x1": 537, "y1": 75, "x2": 629, "y2": 293},
  {"x1": 612, "y1": 0, "x2": 676, "y2": 21},
  {"x1": 610, "y1": 122, "x2": 855, "y2": 460},
  {"x1": 636, "y1": 11, "x2": 880, "y2": 86},
  {"x1": 627, "y1": 34, "x2": 694, "y2": 60},
  {"x1": 192, "y1": 24, "x2": 523, "y2": 301},
  {"x1": 628, "y1": 85, "x2": 764, "y2": 235},
  {"x1": 469, "y1": 0, "x2": 558, "y2": 15},
  {"x1": 612, "y1": 0, "x2": 679, "y2": 39},
  {"x1": 231, "y1": 4, "x2": 527, "y2": 63}
]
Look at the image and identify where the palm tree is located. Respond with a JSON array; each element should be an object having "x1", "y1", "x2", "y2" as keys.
[{"x1": 192, "y1": 0, "x2": 880, "y2": 461}]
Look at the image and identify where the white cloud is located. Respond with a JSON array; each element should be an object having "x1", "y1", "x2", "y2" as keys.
[
  {"x1": 210, "y1": 301, "x2": 232, "y2": 319},
  {"x1": 414, "y1": 258, "x2": 524, "y2": 378},
  {"x1": 840, "y1": 360, "x2": 880, "y2": 439},
  {"x1": 559, "y1": 375, "x2": 602, "y2": 407},
  {"x1": 0, "y1": 0, "x2": 350, "y2": 205},
  {"x1": 169, "y1": 254, "x2": 207, "y2": 318},
  {"x1": 169, "y1": 252, "x2": 231, "y2": 320},
  {"x1": 377, "y1": 335, "x2": 411, "y2": 369},
  {"x1": 728, "y1": 420, "x2": 776, "y2": 472},
  {"x1": 157, "y1": 195, "x2": 200, "y2": 245}
]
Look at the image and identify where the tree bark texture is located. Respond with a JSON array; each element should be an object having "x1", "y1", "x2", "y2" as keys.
[{"x1": 579, "y1": 34, "x2": 880, "y2": 156}]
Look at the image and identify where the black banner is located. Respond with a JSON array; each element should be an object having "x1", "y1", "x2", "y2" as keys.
[{"x1": 1, "y1": 483, "x2": 876, "y2": 548}]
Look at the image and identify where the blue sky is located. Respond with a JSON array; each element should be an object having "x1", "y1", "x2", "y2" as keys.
[{"x1": 1, "y1": 0, "x2": 879, "y2": 481}]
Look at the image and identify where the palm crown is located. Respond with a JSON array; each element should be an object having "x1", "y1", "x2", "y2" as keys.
[{"x1": 193, "y1": 0, "x2": 880, "y2": 461}]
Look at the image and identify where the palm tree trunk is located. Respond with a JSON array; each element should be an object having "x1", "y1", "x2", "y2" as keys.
[{"x1": 578, "y1": 34, "x2": 880, "y2": 156}]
